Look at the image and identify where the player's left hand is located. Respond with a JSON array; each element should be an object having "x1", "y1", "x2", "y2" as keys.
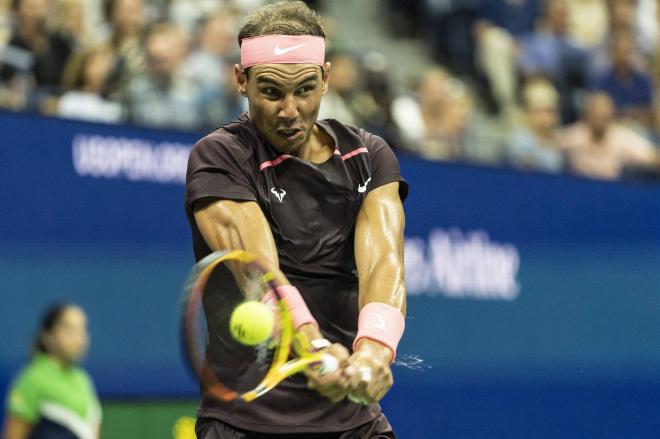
[
  {"x1": 296, "y1": 323, "x2": 351, "y2": 402},
  {"x1": 340, "y1": 339, "x2": 393, "y2": 405},
  {"x1": 305, "y1": 341, "x2": 351, "y2": 402}
]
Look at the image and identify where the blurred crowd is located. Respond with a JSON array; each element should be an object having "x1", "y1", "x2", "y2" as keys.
[
  {"x1": 1, "y1": 0, "x2": 660, "y2": 181},
  {"x1": 388, "y1": 0, "x2": 660, "y2": 180},
  {"x1": 0, "y1": 0, "x2": 257, "y2": 129}
]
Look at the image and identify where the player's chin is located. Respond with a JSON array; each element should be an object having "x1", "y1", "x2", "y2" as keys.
[
  {"x1": 271, "y1": 132, "x2": 307, "y2": 152},
  {"x1": 67, "y1": 346, "x2": 88, "y2": 363}
]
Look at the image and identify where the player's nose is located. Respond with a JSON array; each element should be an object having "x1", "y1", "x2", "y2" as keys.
[{"x1": 278, "y1": 94, "x2": 299, "y2": 120}]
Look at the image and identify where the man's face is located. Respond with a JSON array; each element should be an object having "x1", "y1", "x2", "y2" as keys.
[
  {"x1": 236, "y1": 62, "x2": 330, "y2": 154},
  {"x1": 547, "y1": 0, "x2": 568, "y2": 32},
  {"x1": 200, "y1": 15, "x2": 236, "y2": 55},
  {"x1": 528, "y1": 105, "x2": 558, "y2": 133},
  {"x1": 585, "y1": 94, "x2": 614, "y2": 135},
  {"x1": 146, "y1": 31, "x2": 187, "y2": 80},
  {"x1": 112, "y1": 0, "x2": 144, "y2": 34},
  {"x1": 612, "y1": 33, "x2": 634, "y2": 71},
  {"x1": 17, "y1": 0, "x2": 50, "y2": 25}
]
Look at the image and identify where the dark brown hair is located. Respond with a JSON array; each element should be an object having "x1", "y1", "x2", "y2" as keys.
[
  {"x1": 237, "y1": 0, "x2": 325, "y2": 47},
  {"x1": 33, "y1": 303, "x2": 74, "y2": 355},
  {"x1": 61, "y1": 45, "x2": 115, "y2": 91}
]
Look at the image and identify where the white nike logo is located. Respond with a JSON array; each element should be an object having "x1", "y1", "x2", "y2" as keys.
[
  {"x1": 374, "y1": 313, "x2": 386, "y2": 330},
  {"x1": 358, "y1": 177, "x2": 371, "y2": 193},
  {"x1": 273, "y1": 43, "x2": 306, "y2": 56}
]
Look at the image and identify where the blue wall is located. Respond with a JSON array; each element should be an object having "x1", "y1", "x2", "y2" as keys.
[{"x1": 1, "y1": 111, "x2": 659, "y2": 438}]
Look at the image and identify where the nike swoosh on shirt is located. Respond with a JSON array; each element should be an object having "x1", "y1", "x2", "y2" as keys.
[
  {"x1": 358, "y1": 177, "x2": 372, "y2": 193},
  {"x1": 273, "y1": 43, "x2": 306, "y2": 56}
]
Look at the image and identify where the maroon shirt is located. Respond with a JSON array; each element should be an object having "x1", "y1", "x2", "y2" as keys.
[{"x1": 185, "y1": 113, "x2": 407, "y2": 433}]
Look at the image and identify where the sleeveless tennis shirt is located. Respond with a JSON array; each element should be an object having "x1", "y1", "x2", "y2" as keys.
[
  {"x1": 6, "y1": 354, "x2": 101, "y2": 439},
  {"x1": 185, "y1": 113, "x2": 407, "y2": 433}
]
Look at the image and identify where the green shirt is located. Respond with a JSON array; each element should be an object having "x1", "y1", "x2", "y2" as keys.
[{"x1": 6, "y1": 354, "x2": 101, "y2": 438}]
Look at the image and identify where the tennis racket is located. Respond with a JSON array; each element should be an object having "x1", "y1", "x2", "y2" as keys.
[{"x1": 180, "y1": 249, "x2": 338, "y2": 403}]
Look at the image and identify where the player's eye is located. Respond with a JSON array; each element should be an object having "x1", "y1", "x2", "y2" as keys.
[
  {"x1": 297, "y1": 84, "x2": 316, "y2": 96},
  {"x1": 260, "y1": 87, "x2": 281, "y2": 99}
]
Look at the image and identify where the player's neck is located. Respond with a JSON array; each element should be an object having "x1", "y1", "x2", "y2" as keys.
[{"x1": 297, "y1": 124, "x2": 335, "y2": 164}]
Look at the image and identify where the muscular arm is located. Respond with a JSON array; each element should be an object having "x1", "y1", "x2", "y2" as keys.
[
  {"x1": 354, "y1": 182, "x2": 406, "y2": 314},
  {"x1": 2, "y1": 416, "x2": 33, "y2": 439},
  {"x1": 342, "y1": 182, "x2": 405, "y2": 403},
  {"x1": 194, "y1": 199, "x2": 279, "y2": 269},
  {"x1": 194, "y1": 197, "x2": 350, "y2": 400}
]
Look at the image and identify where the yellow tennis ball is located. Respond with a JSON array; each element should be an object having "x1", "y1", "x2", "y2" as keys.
[{"x1": 229, "y1": 301, "x2": 275, "y2": 346}]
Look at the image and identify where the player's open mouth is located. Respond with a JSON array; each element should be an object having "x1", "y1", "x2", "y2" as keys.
[{"x1": 277, "y1": 128, "x2": 303, "y2": 140}]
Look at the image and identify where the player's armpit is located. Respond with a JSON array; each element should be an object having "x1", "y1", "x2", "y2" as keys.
[
  {"x1": 194, "y1": 199, "x2": 279, "y2": 269},
  {"x1": 2, "y1": 415, "x2": 33, "y2": 439}
]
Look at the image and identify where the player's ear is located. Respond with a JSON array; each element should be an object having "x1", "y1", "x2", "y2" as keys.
[
  {"x1": 235, "y1": 64, "x2": 248, "y2": 96},
  {"x1": 321, "y1": 61, "x2": 331, "y2": 95}
]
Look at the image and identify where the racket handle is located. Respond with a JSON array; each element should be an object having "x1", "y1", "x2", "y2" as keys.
[{"x1": 316, "y1": 353, "x2": 339, "y2": 374}]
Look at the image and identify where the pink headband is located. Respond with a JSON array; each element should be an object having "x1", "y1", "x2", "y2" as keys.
[{"x1": 240, "y1": 35, "x2": 325, "y2": 68}]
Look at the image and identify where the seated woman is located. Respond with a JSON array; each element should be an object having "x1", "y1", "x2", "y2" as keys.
[
  {"x1": 57, "y1": 45, "x2": 124, "y2": 123},
  {"x1": 3, "y1": 303, "x2": 101, "y2": 439}
]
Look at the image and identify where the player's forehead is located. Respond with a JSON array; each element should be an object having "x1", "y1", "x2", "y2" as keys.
[{"x1": 250, "y1": 63, "x2": 322, "y2": 85}]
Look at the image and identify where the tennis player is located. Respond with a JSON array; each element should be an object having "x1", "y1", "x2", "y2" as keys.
[
  {"x1": 185, "y1": 2, "x2": 407, "y2": 437},
  {"x1": 2, "y1": 303, "x2": 101, "y2": 439}
]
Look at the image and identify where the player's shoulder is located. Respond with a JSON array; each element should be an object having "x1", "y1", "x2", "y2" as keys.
[
  {"x1": 10, "y1": 357, "x2": 49, "y2": 394},
  {"x1": 191, "y1": 113, "x2": 261, "y2": 160},
  {"x1": 319, "y1": 118, "x2": 390, "y2": 153}
]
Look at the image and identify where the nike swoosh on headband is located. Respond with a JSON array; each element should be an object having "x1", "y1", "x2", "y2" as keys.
[
  {"x1": 273, "y1": 43, "x2": 306, "y2": 56},
  {"x1": 240, "y1": 35, "x2": 325, "y2": 68}
]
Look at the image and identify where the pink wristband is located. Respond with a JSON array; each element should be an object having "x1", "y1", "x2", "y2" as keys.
[
  {"x1": 261, "y1": 285, "x2": 317, "y2": 330},
  {"x1": 353, "y1": 302, "x2": 405, "y2": 363}
]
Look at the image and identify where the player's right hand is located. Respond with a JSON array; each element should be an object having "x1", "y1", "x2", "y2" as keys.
[{"x1": 304, "y1": 342, "x2": 350, "y2": 402}]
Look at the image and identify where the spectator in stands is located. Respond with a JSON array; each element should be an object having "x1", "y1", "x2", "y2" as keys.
[
  {"x1": 103, "y1": 0, "x2": 146, "y2": 97},
  {"x1": 590, "y1": 30, "x2": 654, "y2": 129},
  {"x1": 123, "y1": 23, "x2": 204, "y2": 131},
  {"x1": 317, "y1": 52, "x2": 361, "y2": 125},
  {"x1": 391, "y1": 66, "x2": 449, "y2": 152},
  {"x1": 184, "y1": 11, "x2": 237, "y2": 89},
  {"x1": 0, "y1": 0, "x2": 74, "y2": 109},
  {"x1": 0, "y1": 0, "x2": 11, "y2": 48},
  {"x1": 57, "y1": 45, "x2": 123, "y2": 123},
  {"x1": 560, "y1": 92, "x2": 659, "y2": 180},
  {"x1": 635, "y1": 0, "x2": 659, "y2": 57},
  {"x1": 168, "y1": 0, "x2": 221, "y2": 35},
  {"x1": 440, "y1": 80, "x2": 504, "y2": 165},
  {"x1": 360, "y1": 51, "x2": 400, "y2": 147},
  {"x1": 508, "y1": 78, "x2": 564, "y2": 173},
  {"x1": 589, "y1": 0, "x2": 647, "y2": 76},
  {"x1": 473, "y1": 0, "x2": 541, "y2": 120},
  {"x1": 519, "y1": 0, "x2": 589, "y2": 123},
  {"x1": 421, "y1": 0, "x2": 480, "y2": 78},
  {"x1": 565, "y1": 0, "x2": 609, "y2": 49},
  {"x1": 51, "y1": 0, "x2": 97, "y2": 50},
  {"x1": 321, "y1": 51, "x2": 398, "y2": 144},
  {"x1": 393, "y1": 67, "x2": 502, "y2": 163},
  {"x1": 196, "y1": 54, "x2": 247, "y2": 129}
]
